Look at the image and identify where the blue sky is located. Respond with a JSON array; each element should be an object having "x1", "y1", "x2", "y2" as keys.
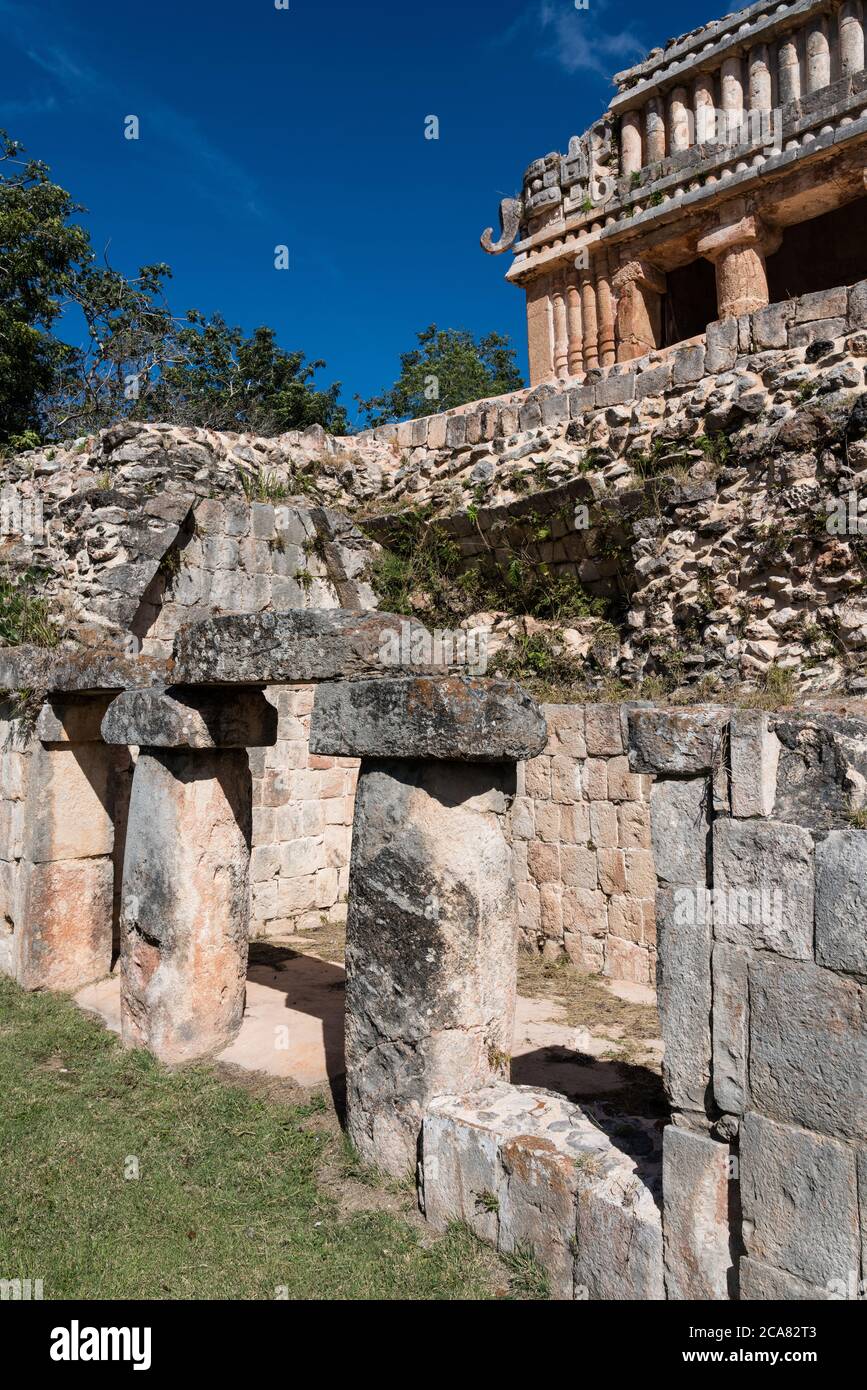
[{"x1": 1, "y1": 0, "x2": 707, "y2": 427}]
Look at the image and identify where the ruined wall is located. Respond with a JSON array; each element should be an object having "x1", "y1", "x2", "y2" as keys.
[
  {"x1": 419, "y1": 698, "x2": 867, "y2": 1300},
  {"x1": 512, "y1": 703, "x2": 656, "y2": 984}
]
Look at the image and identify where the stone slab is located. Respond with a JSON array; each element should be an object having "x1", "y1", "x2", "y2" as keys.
[
  {"x1": 656, "y1": 885, "x2": 713, "y2": 1113},
  {"x1": 650, "y1": 778, "x2": 709, "y2": 886},
  {"x1": 102, "y1": 686, "x2": 278, "y2": 749},
  {"x1": 740, "y1": 1112, "x2": 859, "y2": 1289},
  {"x1": 712, "y1": 818, "x2": 814, "y2": 960},
  {"x1": 172, "y1": 610, "x2": 443, "y2": 684},
  {"x1": 662, "y1": 1126, "x2": 733, "y2": 1300},
  {"x1": 749, "y1": 956, "x2": 866, "y2": 1143},
  {"x1": 627, "y1": 707, "x2": 729, "y2": 775},
  {"x1": 815, "y1": 830, "x2": 867, "y2": 976},
  {"x1": 310, "y1": 677, "x2": 547, "y2": 762}
]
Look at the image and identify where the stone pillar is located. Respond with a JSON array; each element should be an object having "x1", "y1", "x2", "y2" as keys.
[
  {"x1": 669, "y1": 86, "x2": 691, "y2": 152},
  {"x1": 694, "y1": 73, "x2": 717, "y2": 144},
  {"x1": 595, "y1": 252, "x2": 616, "y2": 368},
  {"x1": 15, "y1": 697, "x2": 120, "y2": 992},
  {"x1": 526, "y1": 275, "x2": 554, "y2": 386},
  {"x1": 645, "y1": 98, "x2": 666, "y2": 161},
  {"x1": 309, "y1": 676, "x2": 547, "y2": 1178},
  {"x1": 839, "y1": 1, "x2": 865, "y2": 76},
  {"x1": 806, "y1": 16, "x2": 831, "y2": 92},
  {"x1": 778, "y1": 33, "x2": 802, "y2": 104},
  {"x1": 613, "y1": 257, "x2": 665, "y2": 360},
  {"x1": 621, "y1": 109, "x2": 643, "y2": 174},
  {"x1": 102, "y1": 686, "x2": 277, "y2": 1064},
  {"x1": 580, "y1": 266, "x2": 599, "y2": 369},
  {"x1": 748, "y1": 44, "x2": 772, "y2": 111},
  {"x1": 551, "y1": 273, "x2": 569, "y2": 380},
  {"x1": 698, "y1": 214, "x2": 779, "y2": 319},
  {"x1": 566, "y1": 275, "x2": 584, "y2": 375}
]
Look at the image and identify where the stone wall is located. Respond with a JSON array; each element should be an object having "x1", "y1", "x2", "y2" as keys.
[
  {"x1": 419, "y1": 697, "x2": 867, "y2": 1300},
  {"x1": 512, "y1": 702, "x2": 656, "y2": 985}
]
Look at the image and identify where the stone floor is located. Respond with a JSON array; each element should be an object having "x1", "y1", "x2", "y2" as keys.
[{"x1": 75, "y1": 932, "x2": 663, "y2": 1113}]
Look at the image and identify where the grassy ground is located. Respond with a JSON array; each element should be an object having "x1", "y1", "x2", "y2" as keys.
[{"x1": 0, "y1": 977, "x2": 515, "y2": 1301}]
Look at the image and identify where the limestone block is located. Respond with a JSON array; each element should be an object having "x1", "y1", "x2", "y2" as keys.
[
  {"x1": 584, "y1": 704, "x2": 624, "y2": 756},
  {"x1": 788, "y1": 317, "x2": 847, "y2": 349},
  {"x1": 589, "y1": 801, "x2": 618, "y2": 848},
  {"x1": 650, "y1": 778, "x2": 709, "y2": 886},
  {"x1": 849, "y1": 278, "x2": 867, "y2": 328},
  {"x1": 17, "y1": 858, "x2": 113, "y2": 991},
  {"x1": 815, "y1": 830, "x2": 867, "y2": 976},
  {"x1": 23, "y1": 744, "x2": 114, "y2": 864},
  {"x1": 740, "y1": 1112, "x2": 859, "y2": 1289},
  {"x1": 604, "y1": 936, "x2": 651, "y2": 984},
  {"x1": 712, "y1": 943, "x2": 749, "y2": 1115},
  {"x1": 344, "y1": 761, "x2": 516, "y2": 1177},
  {"x1": 749, "y1": 956, "x2": 866, "y2": 1142},
  {"x1": 422, "y1": 1103, "x2": 501, "y2": 1244},
  {"x1": 729, "y1": 710, "x2": 779, "y2": 817},
  {"x1": 120, "y1": 748, "x2": 251, "y2": 1064},
  {"x1": 739, "y1": 1258, "x2": 837, "y2": 1301},
  {"x1": 102, "y1": 687, "x2": 278, "y2": 749},
  {"x1": 311, "y1": 677, "x2": 546, "y2": 762},
  {"x1": 712, "y1": 819, "x2": 813, "y2": 960},
  {"x1": 627, "y1": 707, "x2": 729, "y2": 775},
  {"x1": 662, "y1": 1126, "x2": 733, "y2": 1300},
  {"x1": 173, "y1": 610, "x2": 441, "y2": 685},
  {"x1": 672, "y1": 344, "x2": 705, "y2": 385},
  {"x1": 794, "y1": 287, "x2": 849, "y2": 323},
  {"x1": 705, "y1": 319, "x2": 738, "y2": 373},
  {"x1": 751, "y1": 302, "x2": 791, "y2": 350},
  {"x1": 594, "y1": 372, "x2": 635, "y2": 407},
  {"x1": 618, "y1": 801, "x2": 651, "y2": 849},
  {"x1": 657, "y1": 885, "x2": 713, "y2": 1113},
  {"x1": 500, "y1": 1134, "x2": 582, "y2": 1299}
]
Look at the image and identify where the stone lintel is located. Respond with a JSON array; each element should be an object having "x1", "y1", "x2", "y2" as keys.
[
  {"x1": 102, "y1": 686, "x2": 278, "y2": 749},
  {"x1": 0, "y1": 644, "x2": 169, "y2": 696},
  {"x1": 172, "y1": 610, "x2": 446, "y2": 685},
  {"x1": 310, "y1": 676, "x2": 547, "y2": 762}
]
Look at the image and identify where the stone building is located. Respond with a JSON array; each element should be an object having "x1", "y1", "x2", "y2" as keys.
[{"x1": 482, "y1": 0, "x2": 867, "y2": 383}]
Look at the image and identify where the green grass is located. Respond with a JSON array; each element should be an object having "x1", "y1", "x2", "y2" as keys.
[{"x1": 0, "y1": 978, "x2": 505, "y2": 1300}]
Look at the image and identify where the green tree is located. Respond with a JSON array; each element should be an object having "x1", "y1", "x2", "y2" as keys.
[
  {"x1": 1, "y1": 132, "x2": 348, "y2": 444},
  {"x1": 0, "y1": 131, "x2": 89, "y2": 443},
  {"x1": 356, "y1": 324, "x2": 524, "y2": 426}
]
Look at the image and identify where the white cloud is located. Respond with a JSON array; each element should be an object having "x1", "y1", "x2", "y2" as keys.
[{"x1": 499, "y1": 0, "x2": 646, "y2": 79}]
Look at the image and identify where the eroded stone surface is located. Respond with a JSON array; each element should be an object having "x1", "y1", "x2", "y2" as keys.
[
  {"x1": 311, "y1": 677, "x2": 547, "y2": 762},
  {"x1": 172, "y1": 610, "x2": 439, "y2": 685},
  {"x1": 102, "y1": 686, "x2": 278, "y2": 749},
  {"x1": 740, "y1": 1112, "x2": 860, "y2": 1289},
  {"x1": 662, "y1": 1126, "x2": 734, "y2": 1300},
  {"x1": 120, "y1": 748, "x2": 251, "y2": 1064},
  {"x1": 628, "y1": 708, "x2": 729, "y2": 775},
  {"x1": 815, "y1": 829, "x2": 867, "y2": 976},
  {"x1": 713, "y1": 818, "x2": 814, "y2": 960},
  {"x1": 422, "y1": 1081, "x2": 664, "y2": 1301},
  {"x1": 344, "y1": 760, "x2": 517, "y2": 1175}
]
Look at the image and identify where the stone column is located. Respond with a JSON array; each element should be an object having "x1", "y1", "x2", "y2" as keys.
[
  {"x1": 694, "y1": 73, "x2": 717, "y2": 144},
  {"x1": 566, "y1": 274, "x2": 584, "y2": 375},
  {"x1": 310, "y1": 676, "x2": 546, "y2": 1178},
  {"x1": 645, "y1": 98, "x2": 666, "y2": 161},
  {"x1": 698, "y1": 214, "x2": 779, "y2": 319},
  {"x1": 748, "y1": 44, "x2": 772, "y2": 111},
  {"x1": 621, "y1": 109, "x2": 643, "y2": 174},
  {"x1": 580, "y1": 266, "x2": 599, "y2": 369},
  {"x1": 613, "y1": 257, "x2": 665, "y2": 360},
  {"x1": 806, "y1": 16, "x2": 831, "y2": 92},
  {"x1": 551, "y1": 273, "x2": 569, "y2": 380},
  {"x1": 15, "y1": 697, "x2": 120, "y2": 992},
  {"x1": 102, "y1": 686, "x2": 277, "y2": 1064},
  {"x1": 839, "y1": 1, "x2": 865, "y2": 75},
  {"x1": 669, "y1": 86, "x2": 691, "y2": 152},
  {"x1": 595, "y1": 252, "x2": 616, "y2": 368},
  {"x1": 526, "y1": 275, "x2": 554, "y2": 386},
  {"x1": 778, "y1": 33, "x2": 802, "y2": 104}
]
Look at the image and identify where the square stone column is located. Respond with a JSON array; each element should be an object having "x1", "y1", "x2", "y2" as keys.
[
  {"x1": 102, "y1": 686, "x2": 277, "y2": 1064},
  {"x1": 311, "y1": 676, "x2": 547, "y2": 1177},
  {"x1": 613, "y1": 258, "x2": 666, "y2": 361},
  {"x1": 12, "y1": 696, "x2": 122, "y2": 992}
]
